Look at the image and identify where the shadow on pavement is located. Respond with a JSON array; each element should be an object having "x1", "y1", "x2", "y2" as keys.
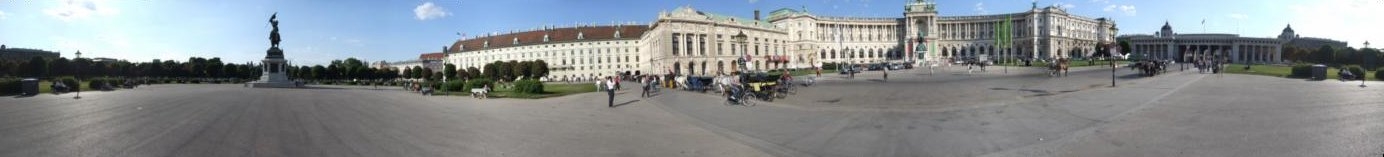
[{"x1": 613, "y1": 100, "x2": 640, "y2": 108}]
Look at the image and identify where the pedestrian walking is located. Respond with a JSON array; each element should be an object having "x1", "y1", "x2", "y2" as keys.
[
  {"x1": 883, "y1": 67, "x2": 889, "y2": 81},
  {"x1": 606, "y1": 77, "x2": 616, "y2": 108},
  {"x1": 640, "y1": 75, "x2": 651, "y2": 98},
  {"x1": 815, "y1": 66, "x2": 822, "y2": 77}
]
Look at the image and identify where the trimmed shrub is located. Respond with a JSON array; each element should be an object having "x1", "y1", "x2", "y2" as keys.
[
  {"x1": 1289, "y1": 64, "x2": 1313, "y2": 78},
  {"x1": 1342, "y1": 65, "x2": 1365, "y2": 79},
  {"x1": 60, "y1": 78, "x2": 80, "y2": 92},
  {"x1": 442, "y1": 81, "x2": 466, "y2": 92},
  {"x1": 513, "y1": 79, "x2": 544, "y2": 94},
  {"x1": 0, "y1": 78, "x2": 21, "y2": 95},
  {"x1": 88, "y1": 79, "x2": 104, "y2": 89},
  {"x1": 464, "y1": 78, "x2": 494, "y2": 91},
  {"x1": 1377, "y1": 68, "x2": 1384, "y2": 81}
]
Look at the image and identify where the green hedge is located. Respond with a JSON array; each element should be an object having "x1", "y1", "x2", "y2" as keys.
[
  {"x1": 442, "y1": 81, "x2": 466, "y2": 92},
  {"x1": 1342, "y1": 65, "x2": 1365, "y2": 78},
  {"x1": 513, "y1": 79, "x2": 544, "y2": 94},
  {"x1": 1377, "y1": 69, "x2": 1384, "y2": 81},
  {"x1": 1289, "y1": 64, "x2": 1313, "y2": 78},
  {"x1": 60, "y1": 78, "x2": 81, "y2": 92},
  {"x1": 0, "y1": 78, "x2": 20, "y2": 95},
  {"x1": 464, "y1": 78, "x2": 494, "y2": 91}
]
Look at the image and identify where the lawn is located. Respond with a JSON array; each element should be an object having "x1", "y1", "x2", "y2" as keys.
[
  {"x1": 1222, "y1": 64, "x2": 1377, "y2": 80},
  {"x1": 434, "y1": 82, "x2": 597, "y2": 99},
  {"x1": 38, "y1": 80, "x2": 95, "y2": 94}
]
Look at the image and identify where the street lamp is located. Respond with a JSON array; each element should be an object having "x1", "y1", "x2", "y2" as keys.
[
  {"x1": 74, "y1": 50, "x2": 82, "y2": 99},
  {"x1": 1362, "y1": 41, "x2": 1369, "y2": 87}
]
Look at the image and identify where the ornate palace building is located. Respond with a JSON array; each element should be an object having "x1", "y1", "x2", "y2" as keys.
[
  {"x1": 1120, "y1": 23, "x2": 1344, "y2": 64},
  {"x1": 442, "y1": 0, "x2": 1118, "y2": 81}
]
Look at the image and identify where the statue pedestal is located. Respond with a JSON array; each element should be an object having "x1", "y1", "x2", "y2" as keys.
[{"x1": 249, "y1": 48, "x2": 299, "y2": 88}]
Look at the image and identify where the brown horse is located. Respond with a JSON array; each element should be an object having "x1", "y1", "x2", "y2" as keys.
[{"x1": 1049, "y1": 58, "x2": 1070, "y2": 77}]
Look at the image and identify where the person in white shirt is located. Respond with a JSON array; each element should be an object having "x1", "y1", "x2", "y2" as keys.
[{"x1": 606, "y1": 77, "x2": 617, "y2": 108}]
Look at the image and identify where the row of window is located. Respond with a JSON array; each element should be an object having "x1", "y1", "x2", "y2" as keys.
[
  {"x1": 815, "y1": 24, "x2": 898, "y2": 42},
  {"x1": 670, "y1": 33, "x2": 789, "y2": 57}
]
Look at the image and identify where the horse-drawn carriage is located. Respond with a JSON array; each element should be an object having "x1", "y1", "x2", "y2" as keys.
[
  {"x1": 1049, "y1": 58, "x2": 1071, "y2": 77},
  {"x1": 682, "y1": 76, "x2": 715, "y2": 93},
  {"x1": 738, "y1": 73, "x2": 783, "y2": 102},
  {"x1": 1130, "y1": 59, "x2": 1168, "y2": 76}
]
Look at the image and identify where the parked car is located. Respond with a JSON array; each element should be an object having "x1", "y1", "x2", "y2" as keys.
[
  {"x1": 838, "y1": 66, "x2": 860, "y2": 74},
  {"x1": 866, "y1": 64, "x2": 884, "y2": 71}
]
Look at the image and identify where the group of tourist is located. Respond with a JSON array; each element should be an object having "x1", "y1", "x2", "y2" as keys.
[{"x1": 1193, "y1": 56, "x2": 1227, "y2": 74}]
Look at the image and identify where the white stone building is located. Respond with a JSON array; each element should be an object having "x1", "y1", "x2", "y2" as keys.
[
  {"x1": 1120, "y1": 22, "x2": 1285, "y2": 64},
  {"x1": 447, "y1": 25, "x2": 647, "y2": 81},
  {"x1": 442, "y1": 0, "x2": 1119, "y2": 81}
]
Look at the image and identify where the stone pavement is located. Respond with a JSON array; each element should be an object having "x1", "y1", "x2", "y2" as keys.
[
  {"x1": 649, "y1": 66, "x2": 1384, "y2": 157},
  {"x1": 0, "y1": 84, "x2": 769, "y2": 157},
  {"x1": 1, "y1": 66, "x2": 1379, "y2": 157}
]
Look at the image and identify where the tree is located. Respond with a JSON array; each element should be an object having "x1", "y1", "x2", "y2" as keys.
[
  {"x1": 1334, "y1": 47, "x2": 1358, "y2": 67},
  {"x1": 421, "y1": 67, "x2": 434, "y2": 81},
  {"x1": 311, "y1": 65, "x2": 327, "y2": 80},
  {"x1": 24, "y1": 56, "x2": 48, "y2": 78},
  {"x1": 412, "y1": 66, "x2": 424, "y2": 79},
  {"x1": 532, "y1": 60, "x2": 549, "y2": 79},
  {"x1": 342, "y1": 58, "x2": 366, "y2": 79},
  {"x1": 1314, "y1": 45, "x2": 1335, "y2": 65},
  {"x1": 1117, "y1": 40, "x2": 1132, "y2": 55},
  {"x1": 515, "y1": 61, "x2": 532, "y2": 79},
  {"x1": 206, "y1": 58, "x2": 224, "y2": 78},
  {"x1": 466, "y1": 67, "x2": 481, "y2": 80},
  {"x1": 49, "y1": 57, "x2": 70, "y2": 77},
  {"x1": 506, "y1": 60, "x2": 521, "y2": 81},
  {"x1": 462, "y1": 66, "x2": 473, "y2": 80},
  {"x1": 431, "y1": 72, "x2": 443, "y2": 81},
  {"x1": 1362, "y1": 48, "x2": 1381, "y2": 70},
  {"x1": 443, "y1": 64, "x2": 458, "y2": 81},
  {"x1": 483, "y1": 61, "x2": 500, "y2": 80}
]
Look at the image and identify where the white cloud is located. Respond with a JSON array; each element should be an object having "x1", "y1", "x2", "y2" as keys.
[
  {"x1": 44, "y1": 0, "x2": 118, "y2": 22},
  {"x1": 413, "y1": 2, "x2": 450, "y2": 21},
  {"x1": 1103, "y1": 4, "x2": 1135, "y2": 16},
  {"x1": 974, "y1": 2, "x2": 988, "y2": 15},
  {"x1": 0, "y1": 10, "x2": 7, "y2": 20},
  {"x1": 748, "y1": 0, "x2": 760, "y2": 4}
]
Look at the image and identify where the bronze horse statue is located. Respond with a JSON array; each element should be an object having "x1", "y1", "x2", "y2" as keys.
[{"x1": 269, "y1": 12, "x2": 281, "y2": 48}]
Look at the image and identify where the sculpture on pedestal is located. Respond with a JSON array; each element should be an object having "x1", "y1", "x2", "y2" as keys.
[{"x1": 249, "y1": 12, "x2": 298, "y2": 88}]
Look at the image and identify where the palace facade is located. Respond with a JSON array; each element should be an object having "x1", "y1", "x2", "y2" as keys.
[{"x1": 442, "y1": 0, "x2": 1119, "y2": 81}]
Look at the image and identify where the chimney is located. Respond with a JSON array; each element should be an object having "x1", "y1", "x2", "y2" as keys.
[{"x1": 753, "y1": 10, "x2": 760, "y2": 21}]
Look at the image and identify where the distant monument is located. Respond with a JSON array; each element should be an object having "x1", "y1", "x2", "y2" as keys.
[{"x1": 249, "y1": 12, "x2": 298, "y2": 88}]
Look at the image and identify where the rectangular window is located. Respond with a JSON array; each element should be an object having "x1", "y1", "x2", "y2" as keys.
[
  {"x1": 699, "y1": 35, "x2": 707, "y2": 56},
  {"x1": 671, "y1": 33, "x2": 680, "y2": 56}
]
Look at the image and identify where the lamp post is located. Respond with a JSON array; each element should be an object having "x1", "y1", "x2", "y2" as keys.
[
  {"x1": 1362, "y1": 41, "x2": 1369, "y2": 87},
  {"x1": 1110, "y1": 44, "x2": 1117, "y2": 87},
  {"x1": 74, "y1": 50, "x2": 82, "y2": 99}
]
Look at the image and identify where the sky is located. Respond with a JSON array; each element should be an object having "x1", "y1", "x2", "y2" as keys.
[{"x1": 0, "y1": 0, "x2": 1380, "y2": 66}]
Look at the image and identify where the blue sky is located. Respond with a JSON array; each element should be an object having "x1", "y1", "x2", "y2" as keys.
[{"x1": 1, "y1": 0, "x2": 1380, "y2": 66}]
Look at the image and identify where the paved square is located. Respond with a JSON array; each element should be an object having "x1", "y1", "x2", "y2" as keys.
[{"x1": 2, "y1": 66, "x2": 1381, "y2": 157}]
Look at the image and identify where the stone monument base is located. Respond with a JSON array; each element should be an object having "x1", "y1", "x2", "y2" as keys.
[
  {"x1": 248, "y1": 81, "x2": 299, "y2": 88},
  {"x1": 249, "y1": 49, "x2": 299, "y2": 88}
]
